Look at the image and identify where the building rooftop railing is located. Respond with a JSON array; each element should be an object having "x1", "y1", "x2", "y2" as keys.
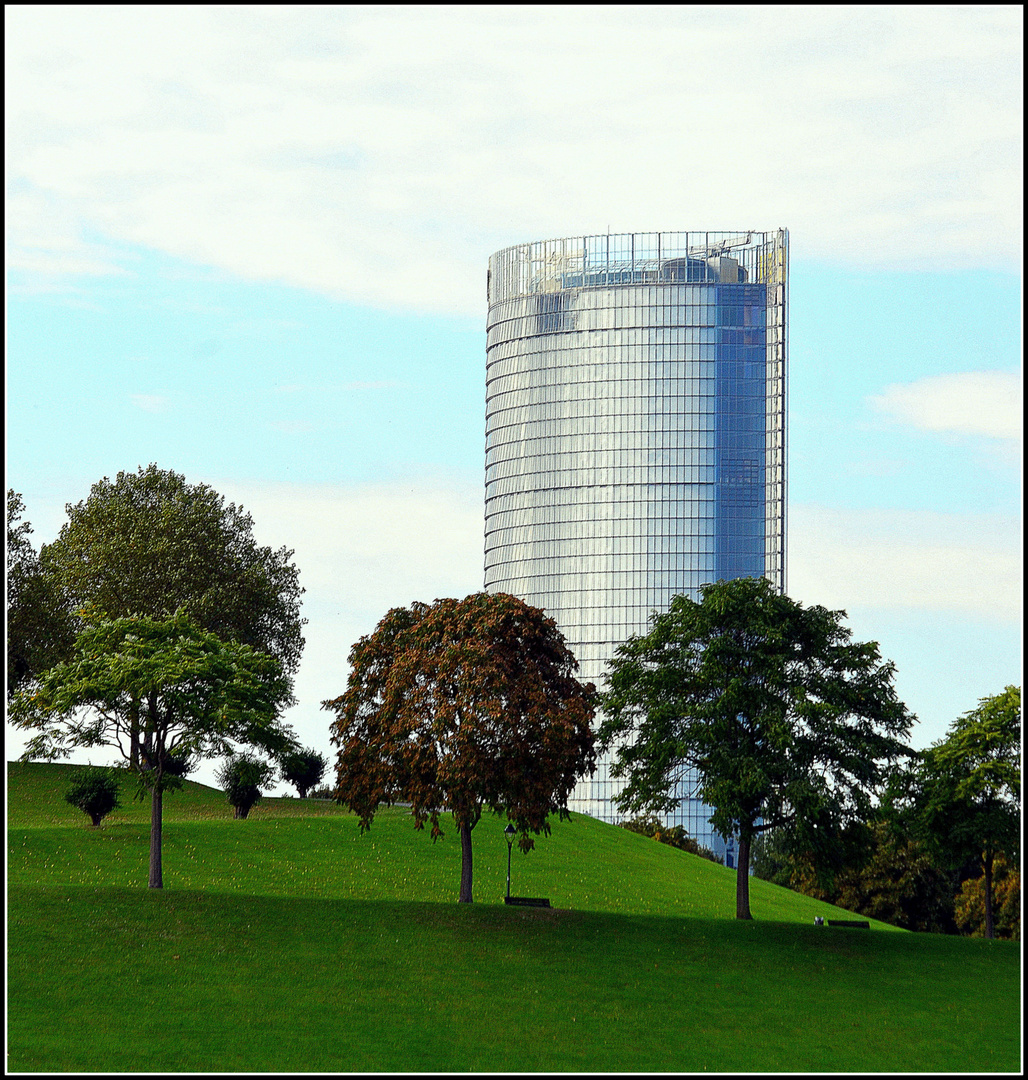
[{"x1": 488, "y1": 230, "x2": 788, "y2": 304}]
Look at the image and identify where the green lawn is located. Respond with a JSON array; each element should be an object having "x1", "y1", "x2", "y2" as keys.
[{"x1": 7, "y1": 762, "x2": 1022, "y2": 1072}]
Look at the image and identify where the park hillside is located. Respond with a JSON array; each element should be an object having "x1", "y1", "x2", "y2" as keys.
[
  {"x1": 7, "y1": 761, "x2": 1021, "y2": 1074},
  {"x1": 8, "y1": 474, "x2": 1020, "y2": 929},
  {"x1": 7, "y1": 472, "x2": 1023, "y2": 1069}
]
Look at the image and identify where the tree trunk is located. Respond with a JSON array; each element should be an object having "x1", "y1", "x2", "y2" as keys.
[
  {"x1": 129, "y1": 698, "x2": 141, "y2": 769},
  {"x1": 149, "y1": 782, "x2": 163, "y2": 889},
  {"x1": 459, "y1": 819, "x2": 474, "y2": 903},
  {"x1": 983, "y1": 849, "x2": 995, "y2": 939},
  {"x1": 736, "y1": 833, "x2": 753, "y2": 920},
  {"x1": 235, "y1": 805, "x2": 249, "y2": 819}
]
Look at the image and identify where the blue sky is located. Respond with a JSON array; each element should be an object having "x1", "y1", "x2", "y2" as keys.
[{"x1": 6, "y1": 6, "x2": 1021, "y2": 793}]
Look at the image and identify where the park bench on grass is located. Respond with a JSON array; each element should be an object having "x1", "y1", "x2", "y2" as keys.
[
  {"x1": 814, "y1": 917, "x2": 870, "y2": 929},
  {"x1": 505, "y1": 896, "x2": 551, "y2": 907}
]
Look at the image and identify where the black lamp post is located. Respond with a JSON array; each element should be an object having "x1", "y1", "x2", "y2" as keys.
[{"x1": 504, "y1": 823, "x2": 516, "y2": 900}]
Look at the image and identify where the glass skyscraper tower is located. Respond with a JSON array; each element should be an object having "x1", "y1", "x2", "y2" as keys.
[{"x1": 484, "y1": 230, "x2": 787, "y2": 861}]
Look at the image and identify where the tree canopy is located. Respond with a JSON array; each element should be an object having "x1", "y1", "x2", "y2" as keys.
[
  {"x1": 324, "y1": 592, "x2": 597, "y2": 903},
  {"x1": 279, "y1": 746, "x2": 328, "y2": 799},
  {"x1": 39, "y1": 465, "x2": 305, "y2": 676},
  {"x1": 760, "y1": 820, "x2": 958, "y2": 934},
  {"x1": 7, "y1": 489, "x2": 75, "y2": 696},
  {"x1": 32, "y1": 465, "x2": 304, "y2": 768},
  {"x1": 955, "y1": 855, "x2": 1020, "y2": 940},
  {"x1": 906, "y1": 686, "x2": 1020, "y2": 938},
  {"x1": 598, "y1": 576, "x2": 914, "y2": 919},
  {"x1": 11, "y1": 611, "x2": 296, "y2": 887}
]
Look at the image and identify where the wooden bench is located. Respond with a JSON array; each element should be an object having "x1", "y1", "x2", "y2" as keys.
[
  {"x1": 826, "y1": 919, "x2": 870, "y2": 929},
  {"x1": 504, "y1": 897, "x2": 551, "y2": 908}
]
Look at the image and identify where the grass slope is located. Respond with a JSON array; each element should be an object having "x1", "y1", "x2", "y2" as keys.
[{"x1": 7, "y1": 762, "x2": 1022, "y2": 1073}]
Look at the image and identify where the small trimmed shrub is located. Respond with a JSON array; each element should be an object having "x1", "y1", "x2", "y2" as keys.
[
  {"x1": 216, "y1": 754, "x2": 276, "y2": 819},
  {"x1": 65, "y1": 767, "x2": 122, "y2": 827}
]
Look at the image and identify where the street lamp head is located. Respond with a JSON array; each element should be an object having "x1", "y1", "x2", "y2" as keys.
[{"x1": 504, "y1": 823, "x2": 516, "y2": 841}]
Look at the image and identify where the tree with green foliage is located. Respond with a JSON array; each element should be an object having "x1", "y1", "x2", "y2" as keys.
[
  {"x1": 37, "y1": 465, "x2": 305, "y2": 766},
  {"x1": 6, "y1": 490, "x2": 75, "y2": 696},
  {"x1": 11, "y1": 611, "x2": 296, "y2": 887},
  {"x1": 217, "y1": 753, "x2": 277, "y2": 818},
  {"x1": 598, "y1": 577, "x2": 914, "y2": 920},
  {"x1": 279, "y1": 746, "x2": 327, "y2": 799},
  {"x1": 795, "y1": 822, "x2": 956, "y2": 934},
  {"x1": 750, "y1": 827, "x2": 797, "y2": 888},
  {"x1": 955, "y1": 855, "x2": 1020, "y2": 940},
  {"x1": 324, "y1": 592, "x2": 597, "y2": 903},
  {"x1": 907, "y1": 686, "x2": 1020, "y2": 939},
  {"x1": 65, "y1": 767, "x2": 122, "y2": 827}
]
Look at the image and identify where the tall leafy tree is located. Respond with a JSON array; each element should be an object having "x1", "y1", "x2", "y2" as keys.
[
  {"x1": 37, "y1": 465, "x2": 305, "y2": 763},
  {"x1": 598, "y1": 576, "x2": 914, "y2": 920},
  {"x1": 6, "y1": 490, "x2": 75, "y2": 695},
  {"x1": 11, "y1": 611, "x2": 296, "y2": 887},
  {"x1": 324, "y1": 592, "x2": 597, "y2": 903},
  {"x1": 909, "y1": 686, "x2": 1020, "y2": 939}
]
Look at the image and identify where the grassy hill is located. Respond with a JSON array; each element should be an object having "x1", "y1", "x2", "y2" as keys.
[{"x1": 7, "y1": 761, "x2": 1021, "y2": 1072}]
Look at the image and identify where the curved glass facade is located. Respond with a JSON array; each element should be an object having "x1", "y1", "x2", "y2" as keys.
[{"x1": 484, "y1": 230, "x2": 787, "y2": 862}]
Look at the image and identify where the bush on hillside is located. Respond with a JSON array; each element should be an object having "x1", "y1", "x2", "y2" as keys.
[
  {"x1": 217, "y1": 754, "x2": 276, "y2": 819},
  {"x1": 619, "y1": 815, "x2": 724, "y2": 864},
  {"x1": 65, "y1": 767, "x2": 122, "y2": 827},
  {"x1": 279, "y1": 747, "x2": 327, "y2": 799}
]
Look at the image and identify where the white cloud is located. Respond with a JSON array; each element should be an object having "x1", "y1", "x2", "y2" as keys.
[
  {"x1": 206, "y1": 477, "x2": 486, "y2": 790},
  {"x1": 5, "y1": 5, "x2": 1022, "y2": 313},
  {"x1": 220, "y1": 477, "x2": 485, "y2": 613},
  {"x1": 129, "y1": 393, "x2": 170, "y2": 413},
  {"x1": 269, "y1": 420, "x2": 315, "y2": 434},
  {"x1": 869, "y1": 370, "x2": 1022, "y2": 443},
  {"x1": 5, "y1": 187, "x2": 130, "y2": 282},
  {"x1": 788, "y1": 504, "x2": 1021, "y2": 621}
]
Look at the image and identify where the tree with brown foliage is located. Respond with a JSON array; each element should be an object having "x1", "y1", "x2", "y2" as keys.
[{"x1": 323, "y1": 592, "x2": 597, "y2": 903}]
